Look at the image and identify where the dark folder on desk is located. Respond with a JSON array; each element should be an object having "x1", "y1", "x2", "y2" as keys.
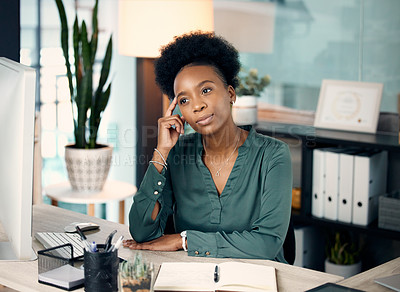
[{"x1": 305, "y1": 282, "x2": 364, "y2": 292}]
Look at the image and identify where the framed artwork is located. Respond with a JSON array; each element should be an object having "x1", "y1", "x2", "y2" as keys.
[{"x1": 314, "y1": 79, "x2": 383, "y2": 133}]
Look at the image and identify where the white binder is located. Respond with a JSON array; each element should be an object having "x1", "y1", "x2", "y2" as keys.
[
  {"x1": 324, "y1": 150, "x2": 340, "y2": 220},
  {"x1": 338, "y1": 152, "x2": 355, "y2": 223},
  {"x1": 352, "y1": 150, "x2": 388, "y2": 226},
  {"x1": 293, "y1": 225, "x2": 324, "y2": 270},
  {"x1": 312, "y1": 149, "x2": 325, "y2": 218}
]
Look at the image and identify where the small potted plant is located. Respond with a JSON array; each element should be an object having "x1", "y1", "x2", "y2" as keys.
[
  {"x1": 55, "y1": 0, "x2": 113, "y2": 191},
  {"x1": 325, "y1": 231, "x2": 362, "y2": 278},
  {"x1": 119, "y1": 253, "x2": 153, "y2": 292},
  {"x1": 232, "y1": 68, "x2": 270, "y2": 125}
]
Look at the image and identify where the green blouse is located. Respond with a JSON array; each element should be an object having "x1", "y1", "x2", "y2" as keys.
[{"x1": 129, "y1": 126, "x2": 292, "y2": 262}]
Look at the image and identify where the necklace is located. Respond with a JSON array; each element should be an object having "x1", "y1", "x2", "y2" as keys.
[{"x1": 203, "y1": 132, "x2": 241, "y2": 177}]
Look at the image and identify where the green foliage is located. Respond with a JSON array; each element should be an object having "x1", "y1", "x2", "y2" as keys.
[
  {"x1": 120, "y1": 253, "x2": 153, "y2": 280},
  {"x1": 236, "y1": 68, "x2": 270, "y2": 97},
  {"x1": 326, "y1": 231, "x2": 361, "y2": 265},
  {"x1": 55, "y1": 0, "x2": 112, "y2": 149}
]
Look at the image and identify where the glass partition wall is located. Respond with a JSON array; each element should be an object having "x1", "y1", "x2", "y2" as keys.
[{"x1": 231, "y1": 0, "x2": 400, "y2": 113}]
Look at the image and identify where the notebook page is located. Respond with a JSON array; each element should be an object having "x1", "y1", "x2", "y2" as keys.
[
  {"x1": 217, "y1": 262, "x2": 277, "y2": 292},
  {"x1": 154, "y1": 262, "x2": 216, "y2": 291}
]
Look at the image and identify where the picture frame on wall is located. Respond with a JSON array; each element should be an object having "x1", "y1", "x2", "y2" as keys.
[{"x1": 314, "y1": 79, "x2": 383, "y2": 134}]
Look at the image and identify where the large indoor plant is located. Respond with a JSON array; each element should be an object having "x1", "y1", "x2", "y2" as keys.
[
  {"x1": 325, "y1": 231, "x2": 362, "y2": 278},
  {"x1": 55, "y1": 0, "x2": 113, "y2": 191},
  {"x1": 232, "y1": 68, "x2": 270, "y2": 125}
]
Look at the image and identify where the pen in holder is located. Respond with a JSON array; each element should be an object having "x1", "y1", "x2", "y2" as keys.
[{"x1": 84, "y1": 244, "x2": 119, "y2": 292}]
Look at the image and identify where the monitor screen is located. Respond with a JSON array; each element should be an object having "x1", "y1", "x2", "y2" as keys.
[{"x1": 0, "y1": 57, "x2": 37, "y2": 261}]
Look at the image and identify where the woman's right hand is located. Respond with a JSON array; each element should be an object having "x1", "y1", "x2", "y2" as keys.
[
  {"x1": 156, "y1": 97, "x2": 185, "y2": 157},
  {"x1": 149, "y1": 98, "x2": 184, "y2": 209}
]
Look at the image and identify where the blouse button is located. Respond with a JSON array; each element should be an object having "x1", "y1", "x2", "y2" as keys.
[
  {"x1": 154, "y1": 191, "x2": 159, "y2": 195},
  {"x1": 195, "y1": 251, "x2": 199, "y2": 255},
  {"x1": 157, "y1": 181, "x2": 162, "y2": 185},
  {"x1": 205, "y1": 251, "x2": 210, "y2": 256}
]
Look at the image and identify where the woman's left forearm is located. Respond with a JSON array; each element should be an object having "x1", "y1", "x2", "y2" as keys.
[{"x1": 124, "y1": 233, "x2": 184, "y2": 251}]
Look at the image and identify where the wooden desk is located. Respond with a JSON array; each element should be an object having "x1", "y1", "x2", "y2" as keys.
[
  {"x1": 45, "y1": 180, "x2": 137, "y2": 224},
  {"x1": 338, "y1": 257, "x2": 400, "y2": 292},
  {"x1": 0, "y1": 204, "x2": 342, "y2": 292}
]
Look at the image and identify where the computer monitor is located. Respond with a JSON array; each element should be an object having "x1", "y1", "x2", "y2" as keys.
[{"x1": 0, "y1": 57, "x2": 37, "y2": 261}]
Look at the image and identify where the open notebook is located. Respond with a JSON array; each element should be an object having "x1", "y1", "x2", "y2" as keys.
[{"x1": 153, "y1": 261, "x2": 277, "y2": 292}]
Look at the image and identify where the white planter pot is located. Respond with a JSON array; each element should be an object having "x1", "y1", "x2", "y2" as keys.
[
  {"x1": 324, "y1": 259, "x2": 362, "y2": 278},
  {"x1": 65, "y1": 144, "x2": 113, "y2": 192},
  {"x1": 232, "y1": 95, "x2": 258, "y2": 125}
]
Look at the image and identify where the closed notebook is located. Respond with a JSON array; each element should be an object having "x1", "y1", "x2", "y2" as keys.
[{"x1": 153, "y1": 261, "x2": 277, "y2": 292}]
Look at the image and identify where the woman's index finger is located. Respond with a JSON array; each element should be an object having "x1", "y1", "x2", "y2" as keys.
[{"x1": 164, "y1": 97, "x2": 178, "y2": 117}]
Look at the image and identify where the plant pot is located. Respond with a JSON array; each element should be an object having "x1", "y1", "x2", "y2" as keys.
[
  {"x1": 324, "y1": 259, "x2": 362, "y2": 278},
  {"x1": 65, "y1": 144, "x2": 113, "y2": 192},
  {"x1": 232, "y1": 95, "x2": 258, "y2": 125}
]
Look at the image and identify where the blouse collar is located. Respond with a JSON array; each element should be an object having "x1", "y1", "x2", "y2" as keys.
[{"x1": 195, "y1": 125, "x2": 255, "y2": 156}]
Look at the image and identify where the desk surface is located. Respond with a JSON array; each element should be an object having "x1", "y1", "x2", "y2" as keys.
[
  {"x1": 338, "y1": 257, "x2": 400, "y2": 292},
  {"x1": 0, "y1": 204, "x2": 342, "y2": 292}
]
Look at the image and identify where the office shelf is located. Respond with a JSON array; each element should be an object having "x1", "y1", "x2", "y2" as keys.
[
  {"x1": 256, "y1": 121, "x2": 400, "y2": 242},
  {"x1": 292, "y1": 214, "x2": 400, "y2": 241},
  {"x1": 256, "y1": 121, "x2": 400, "y2": 151}
]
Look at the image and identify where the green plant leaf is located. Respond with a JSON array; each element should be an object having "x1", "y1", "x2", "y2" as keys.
[
  {"x1": 90, "y1": 0, "x2": 99, "y2": 66},
  {"x1": 89, "y1": 83, "x2": 111, "y2": 148},
  {"x1": 73, "y1": 16, "x2": 81, "y2": 100},
  {"x1": 96, "y1": 36, "x2": 113, "y2": 94},
  {"x1": 80, "y1": 21, "x2": 91, "y2": 72},
  {"x1": 99, "y1": 83, "x2": 112, "y2": 114},
  {"x1": 54, "y1": 0, "x2": 73, "y2": 99},
  {"x1": 88, "y1": 36, "x2": 112, "y2": 148},
  {"x1": 79, "y1": 21, "x2": 92, "y2": 113},
  {"x1": 56, "y1": 0, "x2": 112, "y2": 148},
  {"x1": 75, "y1": 72, "x2": 92, "y2": 148},
  {"x1": 327, "y1": 231, "x2": 361, "y2": 265},
  {"x1": 236, "y1": 67, "x2": 269, "y2": 97}
]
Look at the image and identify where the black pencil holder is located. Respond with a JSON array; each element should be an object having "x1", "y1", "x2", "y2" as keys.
[{"x1": 84, "y1": 244, "x2": 119, "y2": 292}]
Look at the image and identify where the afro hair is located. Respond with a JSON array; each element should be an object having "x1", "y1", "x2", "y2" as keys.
[{"x1": 154, "y1": 31, "x2": 241, "y2": 100}]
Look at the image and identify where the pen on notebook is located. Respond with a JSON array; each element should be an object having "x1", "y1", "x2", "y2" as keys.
[
  {"x1": 214, "y1": 265, "x2": 220, "y2": 283},
  {"x1": 111, "y1": 235, "x2": 124, "y2": 252},
  {"x1": 75, "y1": 226, "x2": 92, "y2": 252}
]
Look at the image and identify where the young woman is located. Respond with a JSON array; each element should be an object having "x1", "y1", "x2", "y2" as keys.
[{"x1": 123, "y1": 32, "x2": 292, "y2": 262}]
